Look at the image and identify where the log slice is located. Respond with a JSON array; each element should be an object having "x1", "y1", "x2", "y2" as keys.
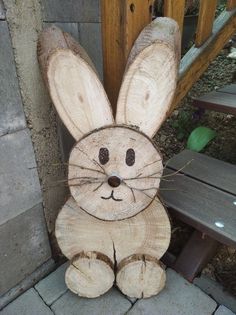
[
  {"x1": 68, "y1": 126, "x2": 163, "y2": 220},
  {"x1": 65, "y1": 251, "x2": 114, "y2": 298}
]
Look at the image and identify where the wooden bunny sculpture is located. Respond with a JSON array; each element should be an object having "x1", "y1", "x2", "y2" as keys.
[{"x1": 38, "y1": 17, "x2": 180, "y2": 299}]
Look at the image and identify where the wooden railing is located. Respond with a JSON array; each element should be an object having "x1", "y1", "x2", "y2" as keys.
[
  {"x1": 165, "y1": 0, "x2": 236, "y2": 111},
  {"x1": 101, "y1": 0, "x2": 236, "y2": 113}
]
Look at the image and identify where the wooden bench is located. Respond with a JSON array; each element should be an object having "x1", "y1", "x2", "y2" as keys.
[
  {"x1": 160, "y1": 149, "x2": 236, "y2": 282},
  {"x1": 192, "y1": 84, "x2": 236, "y2": 115}
]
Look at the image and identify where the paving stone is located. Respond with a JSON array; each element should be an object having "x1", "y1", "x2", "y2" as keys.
[
  {"x1": 215, "y1": 306, "x2": 236, "y2": 315},
  {"x1": 51, "y1": 287, "x2": 132, "y2": 315},
  {"x1": 0, "y1": 288, "x2": 53, "y2": 314},
  {"x1": 0, "y1": 128, "x2": 42, "y2": 225},
  {"x1": 0, "y1": 259, "x2": 55, "y2": 310},
  {"x1": 127, "y1": 269, "x2": 217, "y2": 315},
  {"x1": 79, "y1": 22, "x2": 103, "y2": 79},
  {"x1": 0, "y1": 204, "x2": 51, "y2": 295},
  {"x1": 126, "y1": 296, "x2": 138, "y2": 304},
  {"x1": 0, "y1": 21, "x2": 26, "y2": 135},
  {"x1": 44, "y1": 22, "x2": 79, "y2": 40},
  {"x1": 194, "y1": 275, "x2": 236, "y2": 313},
  {"x1": 35, "y1": 262, "x2": 69, "y2": 305},
  {"x1": 41, "y1": 0, "x2": 100, "y2": 23}
]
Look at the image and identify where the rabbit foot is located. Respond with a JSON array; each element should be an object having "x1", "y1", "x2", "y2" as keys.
[
  {"x1": 65, "y1": 251, "x2": 114, "y2": 298},
  {"x1": 116, "y1": 254, "x2": 166, "y2": 298}
]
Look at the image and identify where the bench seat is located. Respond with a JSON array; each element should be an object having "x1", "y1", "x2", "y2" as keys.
[
  {"x1": 160, "y1": 149, "x2": 236, "y2": 280},
  {"x1": 192, "y1": 84, "x2": 236, "y2": 115}
]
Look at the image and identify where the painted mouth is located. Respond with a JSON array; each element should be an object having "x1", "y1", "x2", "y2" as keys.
[{"x1": 101, "y1": 190, "x2": 123, "y2": 202}]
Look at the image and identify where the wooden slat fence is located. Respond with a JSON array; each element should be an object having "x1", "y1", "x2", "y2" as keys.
[
  {"x1": 164, "y1": 0, "x2": 236, "y2": 112},
  {"x1": 102, "y1": 0, "x2": 236, "y2": 113}
]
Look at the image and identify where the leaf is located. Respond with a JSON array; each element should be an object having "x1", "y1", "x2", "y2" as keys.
[{"x1": 187, "y1": 126, "x2": 216, "y2": 152}]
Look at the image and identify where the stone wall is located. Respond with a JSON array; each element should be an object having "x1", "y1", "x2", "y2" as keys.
[
  {"x1": 0, "y1": 0, "x2": 51, "y2": 296},
  {"x1": 0, "y1": 0, "x2": 102, "y2": 297}
]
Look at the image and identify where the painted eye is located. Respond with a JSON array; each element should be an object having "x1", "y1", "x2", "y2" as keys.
[
  {"x1": 126, "y1": 148, "x2": 135, "y2": 166},
  {"x1": 99, "y1": 147, "x2": 109, "y2": 165}
]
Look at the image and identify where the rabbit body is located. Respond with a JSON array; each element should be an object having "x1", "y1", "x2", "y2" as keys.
[
  {"x1": 38, "y1": 17, "x2": 180, "y2": 298},
  {"x1": 56, "y1": 195, "x2": 170, "y2": 298},
  {"x1": 55, "y1": 125, "x2": 171, "y2": 298},
  {"x1": 56, "y1": 197, "x2": 170, "y2": 265}
]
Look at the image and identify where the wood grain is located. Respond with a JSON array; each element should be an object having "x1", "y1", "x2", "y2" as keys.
[
  {"x1": 116, "y1": 18, "x2": 180, "y2": 138},
  {"x1": 160, "y1": 168, "x2": 236, "y2": 247},
  {"x1": 218, "y1": 83, "x2": 236, "y2": 94},
  {"x1": 170, "y1": 9, "x2": 236, "y2": 112},
  {"x1": 55, "y1": 196, "x2": 171, "y2": 264},
  {"x1": 173, "y1": 231, "x2": 218, "y2": 282},
  {"x1": 227, "y1": 0, "x2": 236, "y2": 10},
  {"x1": 126, "y1": 17, "x2": 181, "y2": 69},
  {"x1": 195, "y1": 0, "x2": 217, "y2": 47},
  {"x1": 38, "y1": 26, "x2": 114, "y2": 141},
  {"x1": 101, "y1": 0, "x2": 153, "y2": 111},
  {"x1": 68, "y1": 126, "x2": 163, "y2": 220},
  {"x1": 116, "y1": 254, "x2": 166, "y2": 298},
  {"x1": 166, "y1": 150, "x2": 236, "y2": 196},
  {"x1": 193, "y1": 90, "x2": 236, "y2": 115},
  {"x1": 164, "y1": 0, "x2": 185, "y2": 35},
  {"x1": 124, "y1": 0, "x2": 154, "y2": 60},
  {"x1": 56, "y1": 195, "x2": 170, "y2": 297},
  {"x1": 65, "y1": 251, "x2": 114, "y2": 298}
]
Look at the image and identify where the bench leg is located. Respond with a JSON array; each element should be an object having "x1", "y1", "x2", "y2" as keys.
[{"x1": 173, "y1": 230, "x2": 219, "y2": 282}]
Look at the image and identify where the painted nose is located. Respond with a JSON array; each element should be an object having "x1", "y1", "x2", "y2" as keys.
[{"x1": 108, "y1": 176, "x2": 121, "y2": 188}]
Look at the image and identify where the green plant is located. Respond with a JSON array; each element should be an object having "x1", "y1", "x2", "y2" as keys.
[
  {"x1": 171, "y1": 111, "x2": 194, "y2": 140},
  {"x1": 187, "y1": 126, "x2": 216, "y2": 152}
]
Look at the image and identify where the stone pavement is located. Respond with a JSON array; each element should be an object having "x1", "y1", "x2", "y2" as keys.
[{"x1": 1, "y1": 263, "x2": 235, "y2": 315}]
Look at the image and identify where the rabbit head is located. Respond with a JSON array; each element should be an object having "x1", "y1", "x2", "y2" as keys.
[{"x1": 42, "y1": 18, "x2": 180, "y2": 221}]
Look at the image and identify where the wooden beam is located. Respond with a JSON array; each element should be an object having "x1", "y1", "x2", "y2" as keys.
[
  {"x1": 101, "y1": 0, "x2": 153, "y2": 112},
  {"x1": 169, "y1": 9, "x2": 236, "y2": 113},
  {"x1": 227, "y1": 0, "x2": 236, "y2": 10},
  {"x1": 173, "y1": 231, "x2": 219, "y2": 282},
  {"x1": 195, "y1": 0, "x2": 217, "y2": 47},
  {"x1": 164, "y1": 0, "x2": 185, "y2": 35}
]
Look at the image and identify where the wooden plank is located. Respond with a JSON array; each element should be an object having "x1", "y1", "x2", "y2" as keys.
[
  {"x1": 218, "y1": 83, "x2": 236, "y2": 95},
  {"x1": 101, "y1": 0, "x2": 153, "y2": 112},
  {"x1": 124, "y1": 0, "x2": 154, "y2": 60},
  {"x1": 164, "y1": 0, "x2": 185, "y2": 35},
  {"x1": 161, "y1": 251, "x2": 176, "y2": 268},
  {"x1": 193, "y1": 90, "x2": 236, "y2": 115},
  {"x1": 173, "y1": 230, "x2": 219, "y2": 282},
  {"x1": 227, "y1": 0, "x2": 236, "y2": 10},
  {"x1": 195, "y1": 0, "x2": 217, "y2": 47},
  {"x1": 160, "y1": 169, "x2": 236, "y2": 248},
  {"x1": 166, "y1": 150, "x2": 236, "y2": 196},
  {"x1": 170, "y1": 9, "x2": 236, "y2": 113}
]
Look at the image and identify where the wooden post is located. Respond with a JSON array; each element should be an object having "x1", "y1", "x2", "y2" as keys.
[
  {"x1": 227, "y1": 0, "x2": 236, "y2": 10},
  {"x1": 195, "y1": 0, "x2": 217, "y2": 47},
  {"x1": 164, "y1": 0, "x2": 185, "y2": 35},
  {"x1": 170, "y1": 11, "x2": 236, "y2": 112},
  {"x1": 101, "y1": 0, "x2": 153, "y2": 113}
]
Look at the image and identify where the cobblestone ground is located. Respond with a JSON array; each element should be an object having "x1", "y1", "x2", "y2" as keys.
[{"x1": 1, "y1": 263, "x2": 235, "y2": 315}]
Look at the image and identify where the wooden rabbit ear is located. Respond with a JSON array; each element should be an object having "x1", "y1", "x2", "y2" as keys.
[
  {"x1": 116, "y1": 18, "x2": 181, "y2": 138},
  {"x1": 38, "y1": 26, "x2": 114, "y2": 141}
]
